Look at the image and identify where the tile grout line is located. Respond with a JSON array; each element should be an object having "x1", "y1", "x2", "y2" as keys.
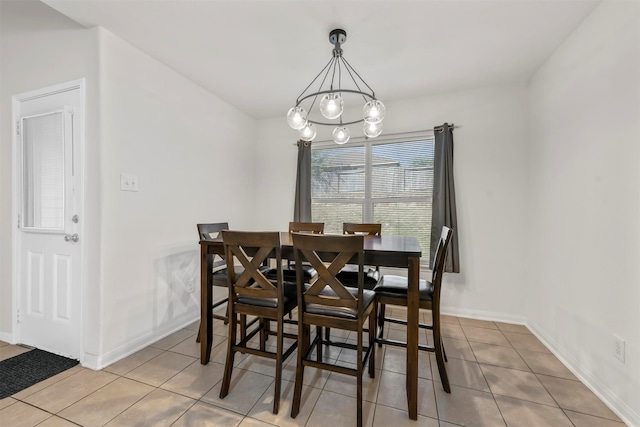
[{"x1": 470, "y1": 328, "x2": 510, "y2": 427}]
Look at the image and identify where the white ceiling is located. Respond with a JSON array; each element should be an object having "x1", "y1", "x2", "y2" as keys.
[{"x1": 43, "y1": 0, "x2": 599, "y2": 120}]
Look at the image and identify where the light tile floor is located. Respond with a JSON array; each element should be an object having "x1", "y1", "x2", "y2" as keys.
[{"x1": 0, "y1": 308, "x2": 627, "y2": 426}]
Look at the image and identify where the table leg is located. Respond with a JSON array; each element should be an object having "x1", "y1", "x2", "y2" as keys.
[
  {"x1": 406, "y1": 256, "x2": 419, "y2": 419},
  {"x1": 200, "y1": 245, "x2": 213, "y2": 364}
]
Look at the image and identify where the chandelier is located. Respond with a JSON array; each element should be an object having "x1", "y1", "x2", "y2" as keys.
[{"x1": 286, "y1": 29, "x2": 385, "y2": 144}]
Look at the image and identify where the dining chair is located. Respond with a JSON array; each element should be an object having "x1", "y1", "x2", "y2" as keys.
[
  {"x1": 336, "y1": 223, "x2": 382, "y2": 290},
  {"x1": 196, "y1": 222, "x2": 264, "y2": 344},
  {"x1": 324, "y1": 223, "x2": 382, "y2": 342},
  {"x1": 266, "y1": 221, "x2": 324, "y2": 283},
  {"x1": 219, "y1": 230, "x2": 298, "y2": 414},
  {"x1": 374, "y1": 226, "x2": 453, "y2": 392},
  {"x1": 195, "y1": 222, "x2": 232, "y2": 343},
  {"x1": 290, "y1": 232, "x2": 376, "y2": 427}
]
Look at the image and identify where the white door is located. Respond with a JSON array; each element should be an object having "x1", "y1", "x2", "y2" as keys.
[{"x1": 13, "y1": 80, "x2": 84, "y2": 360}]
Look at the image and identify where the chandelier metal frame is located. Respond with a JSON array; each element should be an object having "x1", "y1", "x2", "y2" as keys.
[
  {"x1": 294, "y1": 29, "x2": 376, "y2": 126},
  {"x1": 288, "y1": 29, "x2": 385, "y2": 143}
]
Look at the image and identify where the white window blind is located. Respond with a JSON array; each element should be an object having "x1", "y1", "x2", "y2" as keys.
[{"x1": 311, "y1": 135, "x2": 435, "y2": 265}]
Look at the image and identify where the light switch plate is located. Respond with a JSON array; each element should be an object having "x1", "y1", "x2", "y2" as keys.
[{"x1": 120, "y1": 173, "x2": 139, "y2": 192}]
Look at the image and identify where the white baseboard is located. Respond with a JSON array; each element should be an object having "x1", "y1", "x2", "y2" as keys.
[
  {"x1": 81, "y1": 352, "x2": 101, "y2": 370},
  {"x1": 90, "y1": 314, "x2": 199, "y2": 370},
  {"x1": 526, "y1": 320, "x2": 639, "y2": 427},
  {"x1": 441, "y1": 306, "x2": 526, "y2": 325}
]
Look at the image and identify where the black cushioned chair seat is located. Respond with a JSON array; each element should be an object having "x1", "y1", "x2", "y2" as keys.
[
  {"x1": 265, "y1": 264, "x2": 317, "y2": 282},
  {"x1": 236, "y1": 281, "x2": 298, "y2": 308},
  {"x1": 335, "y1": 264, "x2": 380, "y2": 289},
  {"x1": 307, "y1": 287, "x2": 375, "y2": 319},
  {"x1": 212, "y1": 265, "x2": 270, "y2": 284},
  {"x1": 211, "y1": 266, "x2": 243, "y2": 284},
  {"x1": 373, "y1": 274, "x2": 434, "y2": 301}
]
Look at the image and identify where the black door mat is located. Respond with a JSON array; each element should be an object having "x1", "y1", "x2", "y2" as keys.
[{"x1": 0, "y1": 348, "x2": 79, "y2": 399}]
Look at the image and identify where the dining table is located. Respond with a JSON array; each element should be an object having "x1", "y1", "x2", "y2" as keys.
[{"x1": 199, "y1": 231, "x2": 423, "y2": 419}]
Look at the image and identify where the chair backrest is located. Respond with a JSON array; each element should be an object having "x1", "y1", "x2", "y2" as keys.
[
  {"x1": 430, "y1": 226, "x2": 453, "y2": 302},
  {"x1": 197, "y1": 222, "x2": 229, "y2": 240},
  {"x1": 289, "y1": 221, "x2": 324, "y2": 234},
  {"x1": 343, "y1": 223, "x2": 381, "y2": 236},
  {"x1": 198, "y1": 223, "x2": 229, "y2": 271},
  {"x1": 222, "y1": 230, "x2": 283, "y2": 302},
  {"x1": 292, "y1": 233, "x2": 365, "y2": 314}
]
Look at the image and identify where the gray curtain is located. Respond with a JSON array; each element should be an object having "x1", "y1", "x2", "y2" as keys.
[
  {"x1": 430, "y1": 123, "x2": 460, "y2": 273},
  {"x1": 293, "y1": 140, "x2": 312, "y2": 222}
]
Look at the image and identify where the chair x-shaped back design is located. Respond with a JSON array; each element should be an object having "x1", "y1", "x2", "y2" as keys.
[{"x1": 301, "y1": 247, "x2": 360, "y2": 312}]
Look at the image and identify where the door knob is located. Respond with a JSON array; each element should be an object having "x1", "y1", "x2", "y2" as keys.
[{"x1": 64, "y1": 233, "x2": 79, "y2": 242}]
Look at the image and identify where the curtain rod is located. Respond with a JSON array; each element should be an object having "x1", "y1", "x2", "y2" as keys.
[{"x1": 294, "y1": 124, "x2": 458, "y2": 146}]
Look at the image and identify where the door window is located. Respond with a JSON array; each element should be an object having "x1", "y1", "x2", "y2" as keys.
[{"x1": 21, "y1": 111, "x2": 65, "y2": 230}]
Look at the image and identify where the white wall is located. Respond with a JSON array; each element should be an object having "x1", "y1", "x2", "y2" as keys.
[
  {"x1": 0, "y1": 1, "x2": 102, "y2": 357},
  {"x1": 256, "y1": 85, "x2": 530, "y2": 322},
  {"x1": 0, "y1": 1, "x2": 258, "y2": 367},
  {"x1": 97, "y1": 29, "x2": 257, "y2": 365},
  {"x1": 527, "y1": 1, "x2": 640, "y2": 424}
]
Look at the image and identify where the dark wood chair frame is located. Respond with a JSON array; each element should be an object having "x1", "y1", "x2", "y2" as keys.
[
  {"x1": 289, "y1": 221, "x2": 325, "y2": 234},
  {"x1": 265, "y1": 222, "x2": 324, "y2": 277},
  {"x1": 375, "y1": 226, "x2": 454, "y2": 392},
  {"x1": 342, "y1": 222, "x2": 382, "y2": 236},
  {"x1": 290, "y1": 233, "x2": 376, "y2": 427},
  {"x1": 196, "y1": 222, "x2": 259, "y2": 343},
  {"x1": 218, "y1": 231, "x2": 298, "y2": 414},
  {"x1": 339, "y1": 223, "x2": 383, "y2": 286},
  {"x1": 285, "y1": 221, "x2": 324, "y2": 271},
  {"x1": 196, "y1": 223, "x2": 230, "y2": 342},
  {"x1": 326, "y1": 223, "x2": 382, "y2": 341}
]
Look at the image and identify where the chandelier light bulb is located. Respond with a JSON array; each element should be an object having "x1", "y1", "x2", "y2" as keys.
[
  {"x1": 287, "y1": 106, "x2": 308, "y2": 130},
  {"x1": 319, "y1": 93, "x2": 344, "y2": 120},
  {"x1": 299, "y1": 123, "x2": 317, "y2": 141},
  {"x1": 332, "y1": 126, "x2": 350, "y2": 144},
  {"x1": 363, "y1": 120, "x2": 383, "y2": 138},
  {"x1": 363, "y1": 99, "x2": 386, "y2": 124}
]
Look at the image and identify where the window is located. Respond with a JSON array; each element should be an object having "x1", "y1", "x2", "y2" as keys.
[{"x1": 311, "y1": 135, "x2": 435, "y2": 265}]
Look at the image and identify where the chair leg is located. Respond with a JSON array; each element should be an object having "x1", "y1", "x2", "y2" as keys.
[
  {"x1": 433, "y1": 317, "x2": 450, "y2": 393},
  {"x1": 442, "y1": 340, "x2": 448, "y2": 362},
  {"x1": 325, "y1": 326, "x2": 331, "y2": 341},
  {"x1": 369, "y1": 301, "x2": 376, "y2": 378},
  {"x1": 377, "y1": 303, "x2": 386, "y2": 347},
  {"x1": 196, "y1": 300, "x2": 228, "y2": 343},
  {"x1": 291, "y1": 323, "x2": 309, "y2": 418},
  {"x1": 264, "y1": 317, "x2": 271, "y2": 344},
  {"x1": 272, "y1": 318, "x2": 284, "y2": 414},
  {"x1": 219, "y1": 310, "x2": 237, "y2": 399},
  {"x1": 357, "y1": 323, "x2": 364, "y2": 427},
  {"x1": 316, "y1": 326, "x2": 323, "y2": 362},
  {"x1": 260, "y1": 318, "x2": 267, "y2": 352},
  {"x1": 240, "y1": 314, "x2": 247, "y2": 341}
]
